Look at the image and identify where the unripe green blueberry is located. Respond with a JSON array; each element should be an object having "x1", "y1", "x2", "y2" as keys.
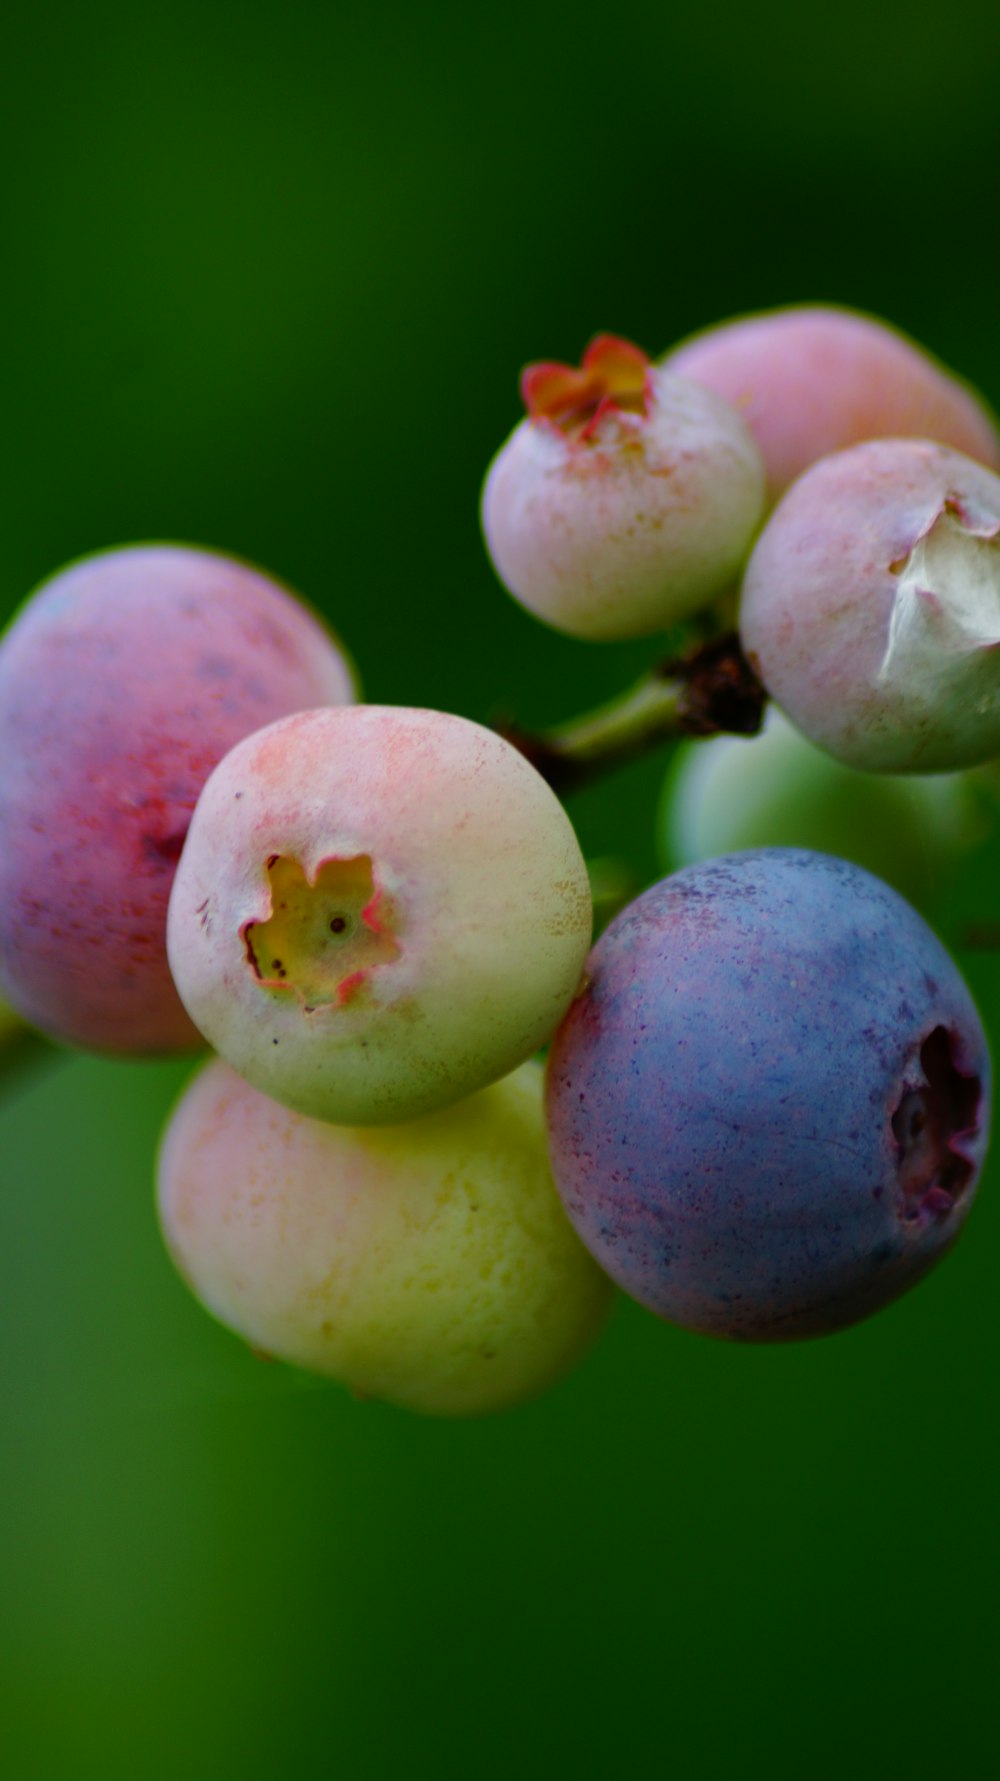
[
  {"x1": 740, "y1": 438, "x2": 1000, "y2": 772},
  {"x1": 665, "y1": 304, "x2": 1000, "y2": 502},
  {"x1": 661, "y1": 707, "x2": 979, "y2": 915},
  {"x1": 481, "y1": 334, "x2": 765, "y2": 640},
  {"x1": 166, "y1": 705, "x2": 593, "y2": 1124},
  {"x1": 157, "y1": 1057, "x2": 613, "y2": 1417}
]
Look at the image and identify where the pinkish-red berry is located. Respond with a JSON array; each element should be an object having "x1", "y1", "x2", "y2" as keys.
[
  {"x1": 665, "y1": 305, "x2": 1000, "y2": 501},
  {"x1": 0, "y1": 543, "x2": 356, "y2": 1053}
]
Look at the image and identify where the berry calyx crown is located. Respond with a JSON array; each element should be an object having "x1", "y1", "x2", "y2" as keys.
[{"x1": 521, "y1": 334, "x2": 650, "y2": 438}]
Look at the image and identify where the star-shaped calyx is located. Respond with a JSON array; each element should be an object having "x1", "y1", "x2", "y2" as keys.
[
  {"x1": 242, "y1": 853, "x2": 400, "y2": 1012},
  {"x1": 520, "y1": 334, "x2": 651, "y2": 440}
]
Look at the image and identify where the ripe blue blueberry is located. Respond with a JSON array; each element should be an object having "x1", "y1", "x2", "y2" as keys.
[{"x1": 545, "y1": 850, "x2": 991, "y2": 1340}]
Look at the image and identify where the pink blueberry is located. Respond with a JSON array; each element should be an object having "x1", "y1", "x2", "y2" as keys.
[
  {"x1": 166, "y1": 704, "x2": 594, "y2": 1124},
  {"x1": 0, "y1": 543, "x2": 356, "y2": 1053},
  {"x1": 481, "y1": 334, "x2": 765, "y2": 640},
  {"x1": 664, "y1": 304, "x2": 1000, "y2": 501},
  {"x1": 740, "y1": 438, "x2": 1000, "y2": 773}
]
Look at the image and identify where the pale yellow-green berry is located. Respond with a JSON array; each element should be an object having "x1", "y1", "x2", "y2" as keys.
[
  {"x1": 166, "y1": 705, "x2": 593, "y2": 1125},
  {"x1": 157, "y1": 1056, "x2": 613, "y2": 1417}
]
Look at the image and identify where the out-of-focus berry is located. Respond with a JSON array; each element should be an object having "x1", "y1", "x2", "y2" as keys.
[
  {"x1": 166, "y1": 704, "x2": 593, "y2": 1124},
  {"x1": 0, "y1": 544, "x2": 356, "y2": 1054},
  {"x1": 660, "y1": 706, "x2": 980, "y2": 915},
  {"x1": 546, "y1": 850, "x2": 990, "y2": 1341},
  {"x1": 157, "y1": 1057, "x2": 613, "y2": 1417},
  {"x1": 740, "y1": 438, "x2": 1000, "y2": 772},
  {"x1": 481, "y1": 334, "x2": 765, "y2": 640},
  {"x1": 664, "y1": 304, "x2": 1000, "y2": 501}
]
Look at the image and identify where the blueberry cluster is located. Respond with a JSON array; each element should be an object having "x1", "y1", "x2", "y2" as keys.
[{"x1": 0, "y1": 303, "x2": 995, "y2": 1413}]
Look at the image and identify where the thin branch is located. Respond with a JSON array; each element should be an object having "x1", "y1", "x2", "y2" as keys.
[{"x1": 498, "y1": 632, "x2": 768, "y2": 795}]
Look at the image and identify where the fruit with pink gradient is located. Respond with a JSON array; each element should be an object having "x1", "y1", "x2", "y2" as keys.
[
  {"x1": 157, "y1": 1056, "x2": 612, "y2": 1417},
  {"x1": 481, "y1": 334, "x2": 765, "y2": 640},
  {"x1": 740, "y1": 438, "x2": 1000, "y2": 772},
  {"x1": 166, "y1": 704, "x2": 593, "y2": 1124},
  {"x1": 664, "y1": 304, "x2": 1000, "y2": 501},
  {"x1": 0, "y1": 544, "x2": 356, "y2": 1054}
]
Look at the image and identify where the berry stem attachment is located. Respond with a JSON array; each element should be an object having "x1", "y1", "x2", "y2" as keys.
[{"x1": 498, "y1": 632, "x2": 767, "y2": 796}]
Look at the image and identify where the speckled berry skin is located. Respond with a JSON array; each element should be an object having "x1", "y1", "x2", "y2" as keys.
[
  {"x1": 546, "y1": 850, "x2": 990, "y2": 1341},
  {"x1": 481, "y1": 339, "x2": 765, "y2": 641},
  {"x1": 664, "y1": 304, "x2": 1000, "y2": 502},
  {"x1": 0, "y1": 544, "x2": 356, "y2": 1053}
]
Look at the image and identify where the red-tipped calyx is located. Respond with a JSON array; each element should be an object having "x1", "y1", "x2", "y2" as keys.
[{"x1": 521, "y1": 334, "x2": 650, "y2": 434}]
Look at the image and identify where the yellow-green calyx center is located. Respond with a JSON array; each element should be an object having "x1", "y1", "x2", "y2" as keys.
[{"x1": 242, "y1": 853, "x2": 400, "y2": 1010}]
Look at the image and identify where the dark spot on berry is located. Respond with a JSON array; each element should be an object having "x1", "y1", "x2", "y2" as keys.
[
  {"x1": 892, "y1": 1026, "x2": 981, "y2": 1221},
  {"x1": 143, "y1": 829, "x2": 188, "y2": 866}
]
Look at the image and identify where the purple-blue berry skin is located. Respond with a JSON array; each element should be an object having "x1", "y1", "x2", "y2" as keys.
[{"x1": 546, "y1": 850, "x2": 991, "y2": 1341}]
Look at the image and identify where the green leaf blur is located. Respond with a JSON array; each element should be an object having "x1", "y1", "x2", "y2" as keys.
[{"x1": 3, "y1": 4, "x2": 1000, "y2": 1777}]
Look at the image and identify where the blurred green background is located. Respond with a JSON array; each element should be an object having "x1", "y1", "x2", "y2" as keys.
[{"x1": 3, "y1": 3, "x2": 1000, "y2": 1776}]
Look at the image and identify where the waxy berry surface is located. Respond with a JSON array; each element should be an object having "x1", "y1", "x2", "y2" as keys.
[{"x1": 546, "y1": 850, "x2": 990, "y2": 1340}]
